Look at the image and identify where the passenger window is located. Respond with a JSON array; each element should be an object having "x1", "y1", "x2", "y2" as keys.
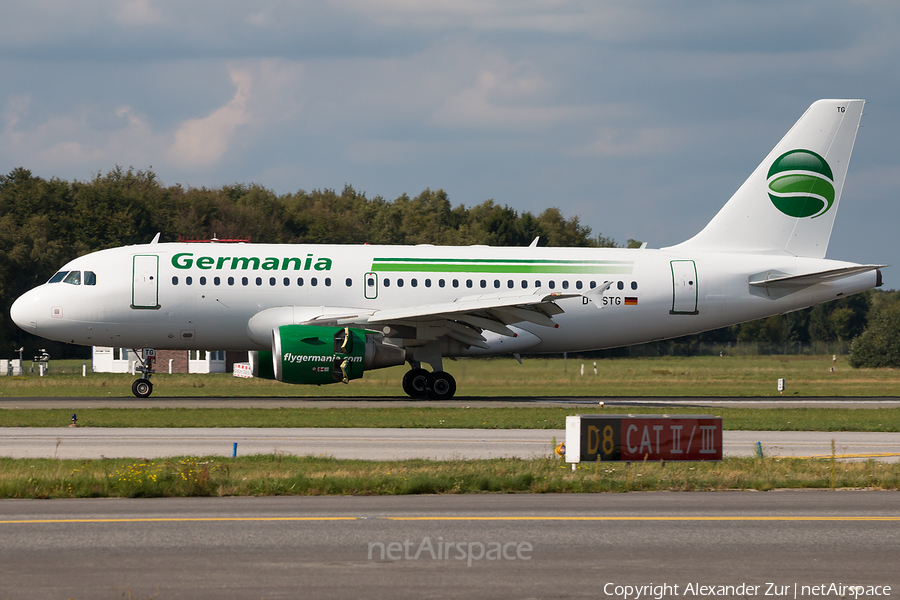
[
  {"x1": 311, "y1": 278, "x2": 318, "y2": 287},
  {"x1": 521, "y1": 280, "x2": 528, "y2": 288},
  {"x1": 425, "y1": 279, "x2": 431, "y2": 288},
  {"x1": 507, "y1": 280, "x2": 514, "y2": 289},
  {"x1": 384, "y1": 278, "x2": 390, "y2": 287},
  {"x1": 63, "y1": 271, "x2": 81, "y2": 285},
  {"x1": 186, "y1": 276, "x2": 193, "y2": 286},
  {"x1": 172, "y1": 276, "x2": 179, "y2": 285},
  {"x1": 242, "y1": 277, "x2": 248, "y2": 286},
  {"x1": 576, "y1": 281, "x2": 583, "y2": 290},
  {"x1": 215, "y1": 277, "x2": 221, "y2": 286},
  {"x1": 480, "y1": 280, "x2": 486, "y2": 288},
  {"x1": 297, "y1": 277, "x2": 304, "y2": 286},
  {"x1": 548, "y1": 281, "x2": 555, "y2": 289},
  {"x1": 493, "y1": 280, "x2": 500, "y2": 288},
  {"x1": 562, "y1": 281, "x2": 569, "y2": 289},
  {"x1": 439, "y1": 279, "x2": 446, "y2": 288},
  {"x1": 617, "y1": 281, "x2": 624, "y2": 290},
  {"x1": 397, "y1": 278, "x2": 404, "y2": 288},
  {"x1": 200, "y1": 277, "x2": 207, "y2": 285},
  {"x1": 228, "y1": 277, "x2": 235, "y2": 286},
  {"x1": 48, "y1": 271, "x2": 68, "y2": 283},
  {"x1": 325, "y1": 278, "x2": 331, "y2": 286},
  {"x1": 84, "y1": 271, "x2": 96, "y2": 286},
  {"x1": 256, "y1": 277, "x2": 262, "y2": 286},
  {"x1": 466, "y1": 279, "x2": 472, "y2": 288},
  {"x1": 631, "y1": 281, "x2": 638, "y2": 290},
  {"x1": 535, "y1": 280, "x2": 541, "y2": 288},
  {"x1": 269, "y1": 277, "x2": 276, "y2": 286},
  {"x1": 453, "y1": 279, "x2": 459, "y2": 288},
  {"x1": 284, "y1": 277, "x2": 290, "y2": 286},
  {"x1": 345, "y1": 278, "x2": 352, "y2": 287},
  {"x1": 411, "y1": 279, "x2": 417, "y2": 287}
]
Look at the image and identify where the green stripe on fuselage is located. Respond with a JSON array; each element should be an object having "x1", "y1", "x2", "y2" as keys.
[{"x1": 370, "y1": 258, "x2": 634, "y2": 274}]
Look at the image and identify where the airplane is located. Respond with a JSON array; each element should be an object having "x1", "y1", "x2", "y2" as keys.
[{"x1": 9, "y1": 99, "x2": 885, "y2": 399}]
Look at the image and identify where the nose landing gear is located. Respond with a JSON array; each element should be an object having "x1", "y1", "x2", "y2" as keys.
[
  {"x1": 132, "y1": 377, "x2": 153, "y2": 398},
  {"x1": 131, "y1": 348, "x2": 155, "y2": 398}
]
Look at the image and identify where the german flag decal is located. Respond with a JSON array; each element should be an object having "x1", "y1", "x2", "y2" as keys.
[{"x1": 624, "y1": 297, "x2": 638, "y2": 306}]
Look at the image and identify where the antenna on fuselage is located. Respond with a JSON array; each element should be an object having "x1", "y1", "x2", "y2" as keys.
[
  {"x1": 529, "y1": 237, "x2": 540, "y2": 248},
  {"x1": 150, "y1": 232, "x2": 161, "y2": 244}
]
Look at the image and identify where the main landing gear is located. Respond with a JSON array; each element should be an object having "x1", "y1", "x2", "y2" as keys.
[
  {"x1": 402, "y1": 367, "x2": 457, "y2": 400},
  {"x1": 131, "y1": 348, "x2": 156, "y2": 398}
]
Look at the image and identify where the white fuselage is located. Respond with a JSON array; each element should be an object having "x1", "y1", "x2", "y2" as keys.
[{"x1": 10, "y1": 241, "x2": 877, "y2": 356}]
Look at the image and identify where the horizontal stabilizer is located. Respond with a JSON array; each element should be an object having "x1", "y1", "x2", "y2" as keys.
[{"x1": 749, "y1": 265, "x2": 885, "y2": 288}]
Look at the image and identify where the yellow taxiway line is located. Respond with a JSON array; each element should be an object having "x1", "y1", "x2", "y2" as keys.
[
  {"x1": 780, "y1": 452, "x2": 900, "y2": 460},
  {"x1": 2, "y1": 515, "x2": 899, "y2": 525}
]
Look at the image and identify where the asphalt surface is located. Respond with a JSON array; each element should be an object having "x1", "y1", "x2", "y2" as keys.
[
  {"x1": 2, "y1": 395, "x2": 900, "y2": 408},
  {"x1": 3, "y1": 427, "x2": 900, "y2": 461},
  {"x1": 1, "y1": 493, "x2": 897, "y2": 600},
  {"x1": 2, "y1": 397, "x2": 898, "y2": 598}
]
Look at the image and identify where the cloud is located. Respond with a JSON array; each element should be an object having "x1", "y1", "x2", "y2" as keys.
[
  {"x1": 115, "y1": 0, "x2": 162, "y2": 25},
  {"x1": 1, "y1": 1, "x2": 898, "y2": 282},
  {"x1": 575, "y1": 126, "x2": 687, "y2": 158},
  {"x1": 168, "y1": 69, "x2": 251, "y2": 167},
  {"x1": 431, "y1": 56, "x2": 591, "y2": 131},
  {"x1": 3, "y1": 95, "x2": 30, "y2": 133}
]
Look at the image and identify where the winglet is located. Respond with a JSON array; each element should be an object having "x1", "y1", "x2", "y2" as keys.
[{"x1": 583, "y1": 281, "x2": 613, "y2": 307}]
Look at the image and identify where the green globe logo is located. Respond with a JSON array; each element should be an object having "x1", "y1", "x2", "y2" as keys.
[{"x1": 767, "y1": 149, "x2": 835, "y2": 219}]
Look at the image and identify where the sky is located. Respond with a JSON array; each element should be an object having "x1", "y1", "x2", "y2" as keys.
[{"x1": 2, "y1": 1, "x2": 898, "y2": 286}]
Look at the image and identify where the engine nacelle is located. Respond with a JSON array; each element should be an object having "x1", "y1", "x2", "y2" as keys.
[
  {"x1": 250, "y1": 325, "x2": 406, "y2": 385},
  {"x1": 249, "y1": 350, "x2": 275, "y2": 380}
]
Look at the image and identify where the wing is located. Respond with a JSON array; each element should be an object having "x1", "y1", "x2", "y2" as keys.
[
  {"x1": 247, "y1": 284, "x2": 611, "y2": 350},
  {"x1": 365, "y1": 290, "x2": 581, "y2": 349}
]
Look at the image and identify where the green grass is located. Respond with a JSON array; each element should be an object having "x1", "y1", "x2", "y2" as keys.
[
  {"x1": 1, "y1": 454, "x2": 896, "y2": 499},
  {"x1": 3, "y1": 406, "x2": 900, "y2": 431},
  {"x1": 2, "y1": 355, "x2": 899, "y2": 397}
]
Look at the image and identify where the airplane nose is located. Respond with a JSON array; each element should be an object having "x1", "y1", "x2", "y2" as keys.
[{"x1": 10, "y1": 290, "x2": 39, "y2": 331}]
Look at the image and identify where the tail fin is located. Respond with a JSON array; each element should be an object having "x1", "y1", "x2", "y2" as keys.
[{"x1": 668, "y1": 99, "x2": 864, "y2": 258}]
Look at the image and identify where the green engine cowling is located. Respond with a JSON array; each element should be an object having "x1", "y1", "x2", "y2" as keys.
[{"x1": 250, "y1": 325, "x2": 406, "y2": 385}]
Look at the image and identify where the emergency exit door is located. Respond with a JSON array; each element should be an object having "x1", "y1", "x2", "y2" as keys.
[
  {"x1": 670, "y1": 260, "x2": 698, "y2": 315},
  {"x1": 132, "y1": 255, "x2": 160, "y2": 309},
  {"x1": 364, "y1": 272, "x2": 378, "y2": 300}
]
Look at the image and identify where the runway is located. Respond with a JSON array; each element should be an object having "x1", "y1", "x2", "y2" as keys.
[
  {"x1": 1, "y1": 493, "x2": 897, "y2": 600},
  {"x1": 2, "y1": 395, "x2": 900, "y2": 409},
  {"x1": 3, "y1": 398, "x2": 898, "y2": 598},
  {"x1": 3, "y1": 427, "x2": 900, "y2": 461}
]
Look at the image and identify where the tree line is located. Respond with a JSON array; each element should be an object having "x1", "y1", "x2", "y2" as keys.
[
  {"x1": 0, "y1": 166, "x2": 895, "y2": 366},
  {"x1": 0, "y1": 166, "x2": 634, "y2": 359}
]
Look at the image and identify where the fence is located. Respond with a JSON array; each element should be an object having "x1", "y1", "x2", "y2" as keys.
[{"x1": 568, "y1": 341, "x2": 852, "y2": 359}]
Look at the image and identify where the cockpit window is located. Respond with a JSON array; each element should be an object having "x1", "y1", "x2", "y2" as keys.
[
  {"x1": 84, "y1": 271, "x2": 96, "y2": 286},
  {"x1": 48, "y1": 271, "x2": 68, "y2": 283},
  {"x1": 63, "y1": 271, "x2": 81, "y2": 285}
]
